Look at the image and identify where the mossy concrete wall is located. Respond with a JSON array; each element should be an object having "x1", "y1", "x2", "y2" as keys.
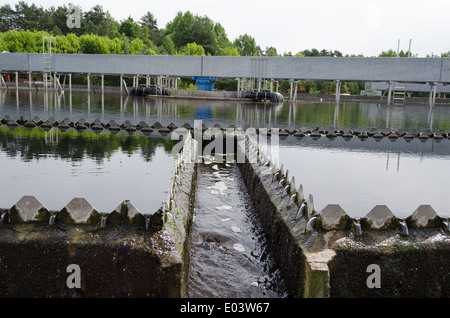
[
  {"x1": 329, "y1": 230, "x2": 450, "y2": 297},
  {"x1": 0, "y1": 131, "x2": 198, "y2": 298},
  {"x1": 0, "y1": 224, "x2": 181, "y2": 297},
  {"x1": 238, "y1": 134, "x2": 450, "y2": 298}
]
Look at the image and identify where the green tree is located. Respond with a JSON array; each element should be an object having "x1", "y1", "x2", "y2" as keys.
[
  {"x1": 119, "y1": 16, "x2": 148, "y2": 42},
  {"x1": 140, "y1": 11, "x2": 161, "y2": 46},
  {"x1": 265, "y1": 46, "x2": 278, "y2": 56},
  {"x1": 379, "y1": 49, "x2": 413, "y2": 57},
  {"x1": 0, "y1": 4, "x2": 15, "y2": 32},
  {"x1": 181, "y1": 42, "x2": 205, "y2": 56},
  {"x1": 12, "y1": 1, "x2": 43, "y2": 31},
  {"x1": 158, "y1": 34, "x2": 176, "y2": 55},
  {"x1": 56, "y1": 33, "x2": 80, "y2": 53},
  {"x1": 191, "y1": 15, "x2": 218, "y2": 55},
  {"x1": 79, "y1": 33, "x2": 112, "y2": 54},
  {"x1": 219, "y1": 46, "x2": 240, "y2": 56},
  {"x1": 233, "y1": 34, "x2": 258, "y2": 56},
  {"x1": 166, "y1": 11, "x2": 195, "y2": 49}
]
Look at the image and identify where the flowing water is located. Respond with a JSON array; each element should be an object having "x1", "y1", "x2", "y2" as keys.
[
  {"x1": 187, "y1": 159, "x2": 287, "y2": 298},
  {"x1": 1, "y1": 89, "x2": 449, "y2": 297}
]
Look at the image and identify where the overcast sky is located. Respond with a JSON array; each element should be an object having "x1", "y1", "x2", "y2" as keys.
[{"x1": 6, "y1": 0, "x2": 450, "y2": 57}]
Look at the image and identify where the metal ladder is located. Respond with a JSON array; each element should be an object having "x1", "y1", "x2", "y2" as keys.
[
  {"x1": 42, "y1": 37, "x2": 56, "y2": 90},
  {"x1": 392, "y1": 82, "x2": 406, "y2": 105}
]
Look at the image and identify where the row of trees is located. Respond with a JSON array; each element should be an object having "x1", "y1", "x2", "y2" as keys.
[
  {"x1": 0, "y1": 2, "x2": 359, "y2": 57},
  {"x1": 1, "y1": 2, "x2": 447, "y2": 95}
]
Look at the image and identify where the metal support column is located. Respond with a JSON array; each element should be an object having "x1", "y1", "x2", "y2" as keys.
[
  {"x1": 101, "y1": 74, "x2": 104, "y2": 94},
  {"x1": 429, "y1": 82, "x2": 437, "y2": 108},
  {"x1": 293, "y1": 81, "x2": 298, "y2": 102},
  {"x1": 387, "y1": 81, "x2": 393, "y2": 106},
  {"x1": 335, "y1": 80, "x2": 341, "y2": 104},
  {"x1": 289, "y1": 79, "x2": 294, "y2": 101}
]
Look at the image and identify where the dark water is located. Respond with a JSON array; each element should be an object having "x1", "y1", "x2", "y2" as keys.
[
  {"x1": 1, "y1": 90, "x2": 450, "y2": 131},
  {"x1": 188, "y1": 159, "x2": 287, "y2": 298},
  {"x1": 0, "y1": 125, "x2": 176, "y2": 214},
  {"x1": 276, "y1": 136, "x2": 450, "y2": 218}
]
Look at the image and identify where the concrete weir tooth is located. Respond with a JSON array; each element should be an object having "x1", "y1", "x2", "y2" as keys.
[
  {"x1": 367, "y1": 128, "x2": 378, "y2": 137},
  {"x1": 32, "y1": 116, "x2": 42, "y2": 125},
  {"x1": 388, "y1": 133, "x2": 399, "y2": 140},
  {"x1": 279, "y1": 129, "x2": 290, "y2": 139},
  {"x1": 91, "y1": 119, "x2": 103, "y2": 128},
  {"x1": 418, "y1": 132, "x2": 430, "y2": 141},
  {"x1": 405, "y1": 205, "x2": 445, "y2": 229},
  {"x1": 56, "y1": 197, "x2": 101, "y2": 225},
  {"x1": 76, "y1": 118, "x2": 88, "y2": 127},
  {"x1": 7, "y1": 119, "x2": 19, "y2": 127},
  {"x1": 62, "y1": 118, "x2": 73, "y2": 126},
  {"x1": 107, "y1": 200, "x2": 146, "y2": 227},
  {"x1": 151, "y1": 122, "x2": 163, "y2": 130},
  {"x1": 396, "y1": 128, "x2": 406, "y2": 137},
  {"x1": 167, "y1": 122, "x2": 178, "y2": 131},
  {"x1": 1, "y1": 115, "x2": 13, "y2": 124},
  {"x1": 381, "y1": 128, "x2": 392, "y2": 137},
  {"x1": 91, "y1": 121, "x2": 104, "y2": 130},
  {"x1": 297, "y1": 184, "x2": 305, "y2": 202},
  {"x1": 8, "y1": 195, "x2": 50, "y2": 223},
  {"x1": 121, "y1": 120, "x2": 134, "y2": 129},
  {"x1": 58, "y1": 121, "x2": 71, "y2": 131},
  {"x1": 17, "y1": 116, "x2": 28, "y2": 125},
  {"x1": 106, "y1": 119, "x2": 118, "y2": 128},
  {"x1": 373, "y1": 132, "x2": 384, "y2": 139},
  {"x1": 158, "y1": 126, "x2": 171, "y2": 136},
  {"x1": 360, "y1": 205, "x2": 400, "y2": 230},
  {"x1": 136, "y1": 121, "x2": 149, "y2": 130},
  {"x1": 316, "y1": 204, "x2": 353, "y2": 231},
  {"x1": 182, "y1": 123, "x2": 192, "y2": 130},
  {"x1": 306, "y1": 194, "x2": 315, "y2": 219},
  {"x1": 23, "y1": 120, "x2": 36, "y2": 128}
]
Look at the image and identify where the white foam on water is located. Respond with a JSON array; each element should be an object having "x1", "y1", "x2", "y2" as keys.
[
  {"x1": 233, "y1": 243, "x2": 245, "y2": 252},
  {"x1": 215, "y1": 205, "x2": 232, "y2": 210},
  {"x1": 231, "y1": 226, "x2": 243, "y2": 233}
]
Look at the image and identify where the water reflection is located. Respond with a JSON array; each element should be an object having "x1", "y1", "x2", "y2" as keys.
[
  {"x1": 0, "y1": 126, "x2": 177, "y2": 214},
  {"x1": 1, "y1": 90, "x2": 449, "y2": 132},
  {"x1": 278, "y1": 136, "x2": 450, "y2": 218}
]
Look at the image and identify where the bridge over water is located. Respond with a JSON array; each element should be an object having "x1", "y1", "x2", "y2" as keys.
[{"x1": 1, "y1": 53, "x2": 449, "y2": 106}]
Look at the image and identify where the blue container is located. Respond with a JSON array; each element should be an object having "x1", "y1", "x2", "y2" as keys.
[{"x1": 192, "y1": 76, "x2": 219, "y2": 91}]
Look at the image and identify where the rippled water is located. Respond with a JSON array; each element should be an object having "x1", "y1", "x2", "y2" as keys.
[
  {"x1": 188, "y1": 159, "x2": 287, "y2": 298},
  {"x1": 277, "y1": 136, "x2": 450, "y2": 218},
  {"x1": 1, "y1": 90, "x2": 450, "y2": 131},
  {"x1": 0, "y1": 126, "x2": 176, "y2": 214}
]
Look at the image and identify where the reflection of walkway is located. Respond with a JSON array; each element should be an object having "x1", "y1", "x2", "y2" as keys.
[{"x1": 2, "y1": 90, "x2": 448, "y2": 133}]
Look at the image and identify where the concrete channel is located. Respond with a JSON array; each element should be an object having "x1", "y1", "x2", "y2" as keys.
[{"x1": 0, "y1": 117, "x2": 449, "y2": 297}]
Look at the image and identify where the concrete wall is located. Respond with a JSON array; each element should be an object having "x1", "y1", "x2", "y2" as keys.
[
  {"x1": 1, "y1": 53, "x2": 449, "y2": 83},
  {"x1": 241, "y1": 133, "x2": 450, "y2": 297}
]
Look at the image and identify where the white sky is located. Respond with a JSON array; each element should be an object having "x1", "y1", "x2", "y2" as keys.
[{"x1": 5, "y1": 0, "x2": 450, "y2": 57}]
